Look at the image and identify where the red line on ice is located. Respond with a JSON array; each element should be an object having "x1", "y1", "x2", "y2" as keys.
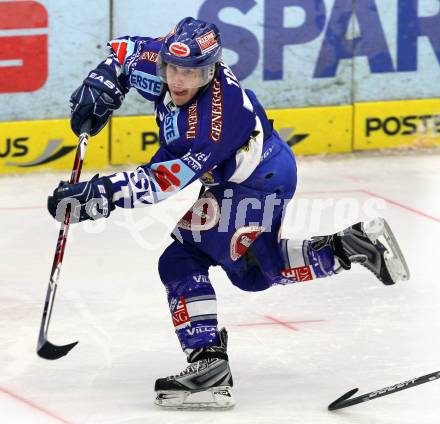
[
  {"x1": 235, "y1": 316, "x2": 325, "y2": 332},
  {"x1": 359, "y1": 189, "x2": 440, "y2": 223},
  {"x1": 339, "y1": 175, "x2": 370, "y2": 183},
  {"x1": 2, "y1": 189, "x2": 438, "y2": 223},
  {"x1": 0, "y1": 386, "x2": 75, "y2": 424},
  {"x1": 296, "y1": 189, "x2": 440, "y2": 223}
]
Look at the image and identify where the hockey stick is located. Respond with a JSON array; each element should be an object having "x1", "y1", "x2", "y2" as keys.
[
  {"x1": 328, "y1": 370, "x2": 440, "y2": 411},
  {"x1": 37, "y1": 120, "x2": 92, "y2": 360}
]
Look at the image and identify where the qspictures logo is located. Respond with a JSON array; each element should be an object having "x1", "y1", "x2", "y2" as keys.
[{"x1": 0, "y1": 1, "x2": 48, "y2": 93}]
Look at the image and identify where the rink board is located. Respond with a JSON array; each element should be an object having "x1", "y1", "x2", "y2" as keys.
[
  {"x1": 0, "y1": 119, "x2": 109, "y2": 174},
  {"x1": 3, "y1": 1, "x2": 440, "y2": 120},
  {"x1": 111, "y1": 115, "x2": 159, "y2": 166},
  {"x1": 267, "y1": 105, "x2": 352, "y2": 156},
  {"x1": 354, "y1": 98, "x2": 440, "y2": 150},
  {"x1": 1, "y1": 98, "x2": 439, "y2": 174},
  {"x1": 110, "y1": 105, "x2": 353, "y2": 166}
]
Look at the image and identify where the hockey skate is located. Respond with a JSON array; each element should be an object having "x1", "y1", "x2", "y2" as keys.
[
  {"x1": 154, "y1": 328, "x2": 235, "y2": 410},
  {"x1": 331, "y1": 217, "x2": 410, "y2": 285}
]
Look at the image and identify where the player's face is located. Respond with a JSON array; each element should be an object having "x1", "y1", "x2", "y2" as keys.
[{"x1": 166, "y1": 64, "x2": 201, "y2": 106}]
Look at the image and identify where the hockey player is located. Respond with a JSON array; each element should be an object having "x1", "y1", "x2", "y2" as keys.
[{"x1": 47, "y1": 17, "x2": 409, "y2": 409}]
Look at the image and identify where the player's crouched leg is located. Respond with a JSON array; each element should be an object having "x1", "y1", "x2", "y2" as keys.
[
  {"x1": 281, "y1": 218, "x2": 409, "y2": 285},
  {"x1": 155, "y1": 241, "x2": 234, "y2": 409}
]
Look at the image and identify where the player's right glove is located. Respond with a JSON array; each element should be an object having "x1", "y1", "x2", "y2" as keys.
[
  {"x1": 70, "y1": 64, "x2": 126, "y2": 136},
  {"x1": 47, "y1": 174, "x2": 115, "y2": 223}
]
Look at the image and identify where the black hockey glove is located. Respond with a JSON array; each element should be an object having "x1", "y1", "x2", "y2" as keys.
[
  {"x1": 47, "y1": 174, "x2": 115, "y2": 223},
  {"x1": 70, "y1": 64, "x2": 126, "y2": 136}
]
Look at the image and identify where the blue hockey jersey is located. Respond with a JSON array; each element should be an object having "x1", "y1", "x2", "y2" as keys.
[{"x1": 103, "y1": 36, "x2": 297, "y2": 208}]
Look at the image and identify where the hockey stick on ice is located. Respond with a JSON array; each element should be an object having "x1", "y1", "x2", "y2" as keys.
[
  {"x1": 328, "y1": 370, "x2": 440, "y2": 411},
  {"x1": 37, "y1": 120, "x2": 92, "y2": 360}
]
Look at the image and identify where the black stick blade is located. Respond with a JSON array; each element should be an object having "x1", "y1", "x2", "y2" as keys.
[
  {"x1": 37, "y1": 340, "x2": 79, "y2": 360},
  {"x1": 328, "y1": 388, "x2": 359, "y2": 411}
]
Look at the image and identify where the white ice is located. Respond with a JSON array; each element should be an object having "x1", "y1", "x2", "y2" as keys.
[{"x1": 1, "y1": 149, "x2": 439, "y2": 424}]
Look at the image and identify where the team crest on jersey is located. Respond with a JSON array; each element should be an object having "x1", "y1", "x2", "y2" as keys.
[
  {"x1": 230, "y1": 226, "x2": 265, "y2": 261},
  {"x1": 186, "y1": 101, "x2": 198, "y2": 139},
  {"x1": 196, "y1": 30, "x2": 218, "y2": 53},
  {"x1": 169, "y1": 42, "x2": 190, "y2": 57},
  {"x1": 211, "y1": 78, "x2": 223, "y2": 142},
  {"x1": 139, "y1": 50, "x2": 158, "y2": 63},
  {"x1": 177, "y1": 191, "x2": 220, "y2": 231},
  {"x1": 150, "y1": 159, "x2": 195, "y2": 199},
  {"x1": 200, "y1": 170, "x2": 217, "y2": 186},
  {"x1": 151, "y1": 163, "x2": 182, "y2": 192}
]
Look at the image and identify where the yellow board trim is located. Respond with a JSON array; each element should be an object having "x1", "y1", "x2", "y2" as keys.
[
  {"x1": 354, "y1": 98, "x2": 440, "y2": 150},
  {"x1": 111, "y1": 115, "x2": 159, "y2": 166},
  {"x1": 1, "y1": 98, "x2": 439, "y2": 174},
  {"x1": 267, "y1": 105, "x2": 353, "y2": 155},
  {"x1": 109, "y1": 104, "x2": 353, "y2": 166},
  {"x1": 0, "y1": 119, "x2": 109, "y2": 174}
]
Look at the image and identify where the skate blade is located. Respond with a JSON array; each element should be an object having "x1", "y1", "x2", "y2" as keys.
[
  {"x1": 155, "y1": 386, "x2": 235, "y2": 410},
  {"x1": 363, "y1": 217, "x2": 410, "y2": 282}
]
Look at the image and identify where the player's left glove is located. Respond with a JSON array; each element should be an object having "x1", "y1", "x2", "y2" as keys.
[
  {"x1": 70, "y1": 64, "x2": 126, "y2": 137},
  {"x1": 47, "y1": 174, "x2": 115, "y2": 223}
]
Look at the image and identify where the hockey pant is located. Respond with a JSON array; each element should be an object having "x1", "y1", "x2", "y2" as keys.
[{"x1": 158, "y1": 185, "x2": 341, "y2": 354}]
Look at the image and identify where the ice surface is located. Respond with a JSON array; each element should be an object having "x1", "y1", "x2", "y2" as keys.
[{"x1": 1, "y1": 150, "x2": 439, "y2": 424}]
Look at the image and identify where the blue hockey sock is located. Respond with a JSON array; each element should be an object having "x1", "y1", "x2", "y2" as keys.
[
  {"x1": 165, "y1": 274, "x2": 220, "y2": 355},
  {"x1": 280, "y1": 236, "x2": 342, "y2": 282}
]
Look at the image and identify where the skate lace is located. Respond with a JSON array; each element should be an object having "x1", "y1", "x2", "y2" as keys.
[{"x1": 176, "y1": 360, "x2": 205, "y2": 378}]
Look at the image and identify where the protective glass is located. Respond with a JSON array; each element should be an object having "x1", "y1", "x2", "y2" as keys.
[{"x1": 157, "y1": 56, "x2": 216, "y2": 89}]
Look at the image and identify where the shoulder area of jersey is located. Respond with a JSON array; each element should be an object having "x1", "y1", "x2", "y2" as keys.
[
  {"x1": 109, "y1": 35, "x2": 163, "y2": 66},
  {"x1": 216, "y1": 62, "x2": 242, "y2": 89},
  {"x1": 211, "y1": 62, "x2": 255, "y2": 115}
]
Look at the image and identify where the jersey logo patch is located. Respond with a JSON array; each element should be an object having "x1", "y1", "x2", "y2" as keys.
[
  {"x1": 150, "y1": 159, "x2": 195, "y2": 198},
  {"x1": 210, "y1": 77, "x2": 223, "y2": 142},
  {"x1": 163, "y1": 109, "x2": 180, "y2": 144},
  {"x1": 281, "y1": 266, "x2": 314, "y2": 282},
  {"x1": 186, "y1": 101, "x2": 198, "y2": 139},
  {"x1": 177, "y1": 191, "x2": 220, "y2": 231},
  {"x1": 151, "y1": 163, "x2": 182, "y2": 192},
  {"x1": 172, "y1": 296, "x2": 191, "y2": 329},
  {"x1": 230, "y1": 226, "x2": 265, "y2": 261},
  {"x1": 181, "y1": 151, "x2": 210, "y2": 173},
  {"x1": 130, "y1": 70, "x2": 162, "y2": 95},
  {"x1": 138, "y1": 50, "x2": 158, "y2": 63}
]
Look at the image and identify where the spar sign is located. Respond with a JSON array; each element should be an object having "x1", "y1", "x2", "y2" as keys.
[
  {"x1": 199, "y1": 0, "x2": 440, "y2": 81},
  {"x1": 1, "y1": 0, "x2": 440, "y2": 120},
  {"x1": 0, "y1": 1, "x2": 48, "y2": 93}
]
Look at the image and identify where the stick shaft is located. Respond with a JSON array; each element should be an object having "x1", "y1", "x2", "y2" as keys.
[{"x1": 37, "y1": 123, "x2": 91, "y2": 350}]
